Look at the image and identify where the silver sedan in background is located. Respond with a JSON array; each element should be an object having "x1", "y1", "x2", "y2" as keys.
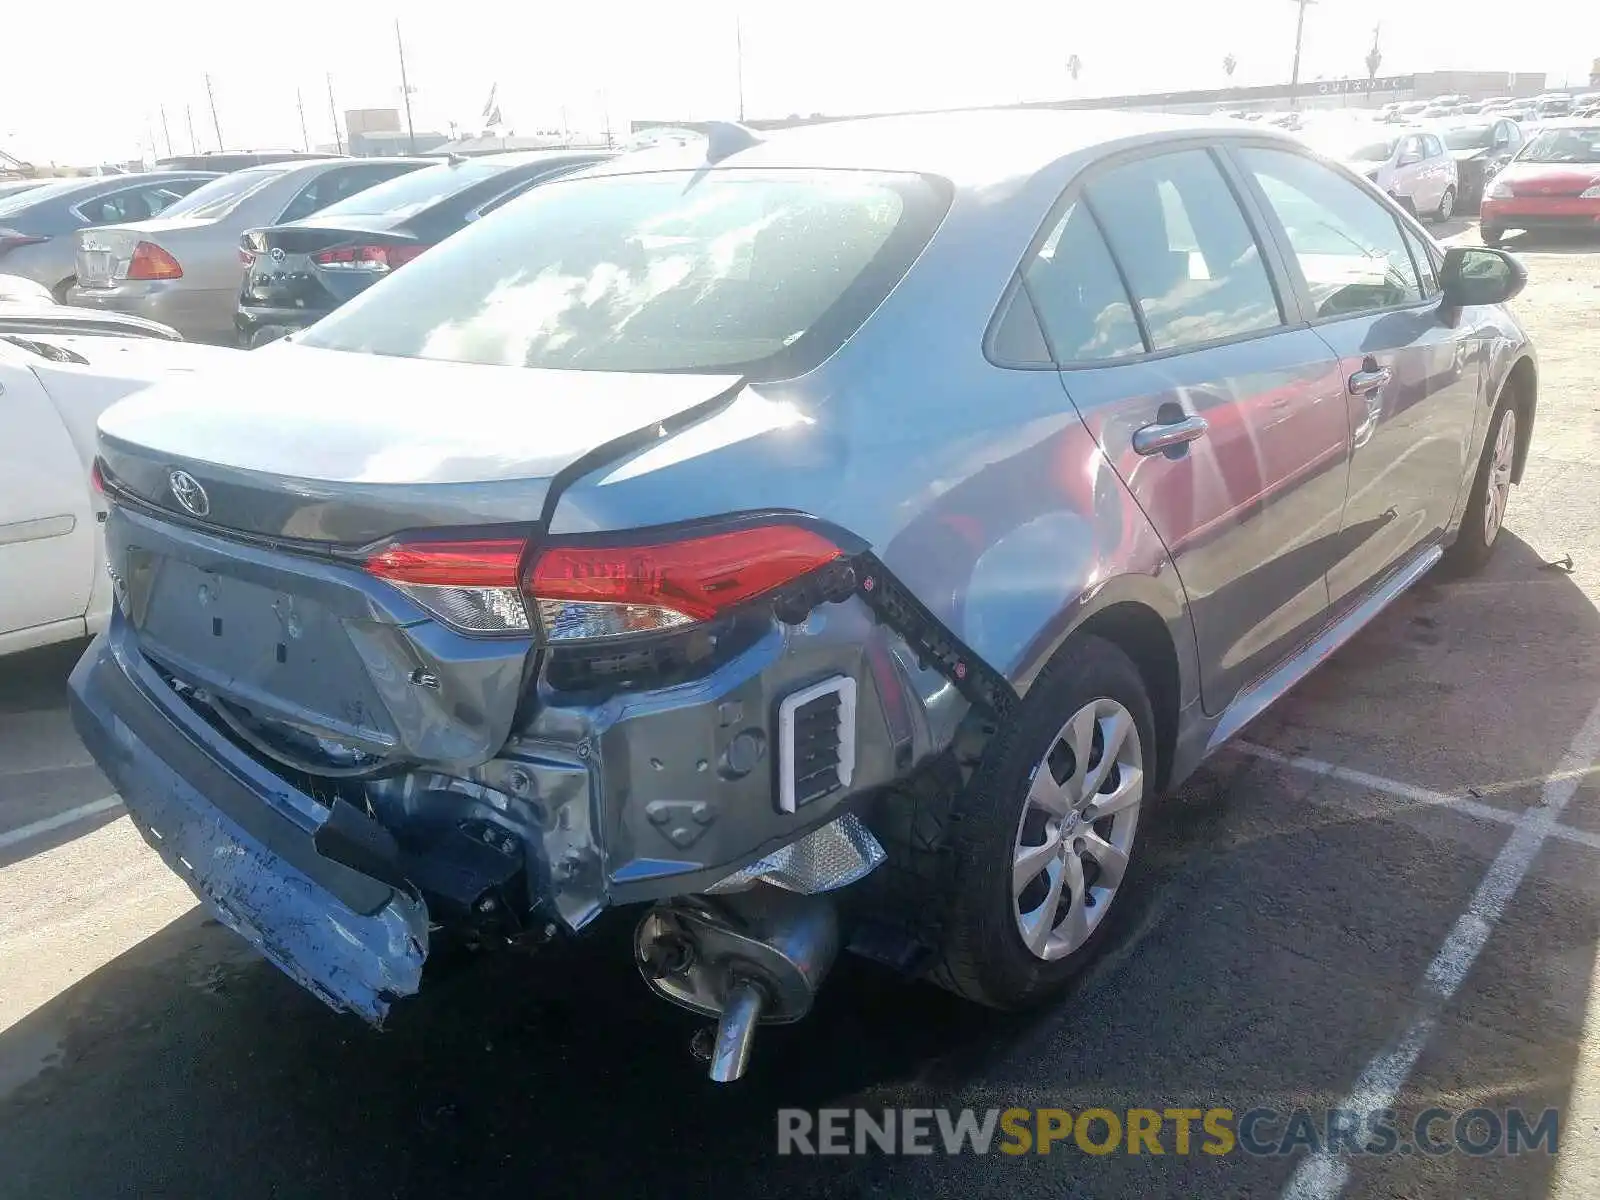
[
  {"x1": 0, "y1": 173, "x2": 217, "y2": 300},
  {"x1": 67, "y1": 157, "x2": 431, "y2": 344}
]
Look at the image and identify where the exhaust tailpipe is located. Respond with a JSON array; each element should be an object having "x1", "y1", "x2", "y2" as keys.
[{"x1": 635, "y1": 886, "x2": 839, "y2": 1083}]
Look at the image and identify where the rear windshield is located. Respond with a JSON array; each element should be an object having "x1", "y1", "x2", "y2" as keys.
[
  {"x1": 310, "y1": 160, "x2": 511, "y2": 221},
  {"x1": 297, "y1": 169, "x2": 949, "y2": 377},
  {"x1": 159, "y1": 167, "x2": 284, "y2": 219},
  {"x1": 1337, "y1": 138, "x2": 1401, "y2": 164},
  {"x1": 1518, "y1": 126, "x2": 1600, "y2": 163},
  {"x1": 0, "y1": 179, "x2": 84, "y2": 218},
  {"x1": 1442, "y1": 125, "x2": 1494, "y2": 150}
]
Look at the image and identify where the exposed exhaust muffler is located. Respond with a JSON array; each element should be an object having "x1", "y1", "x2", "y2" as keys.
[{"x1": 635, "y1": 886, "x2": 839, "y2": 1083}]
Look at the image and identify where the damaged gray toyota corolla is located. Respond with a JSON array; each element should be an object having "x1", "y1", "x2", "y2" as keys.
[{"x1": 71, "y1": 110, "x2": 1536, "y2": 1081}]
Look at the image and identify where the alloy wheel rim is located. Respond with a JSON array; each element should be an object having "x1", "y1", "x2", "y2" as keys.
[
  {"x1": 1484, "y1": 408, "x2": 1516, "y2": 545},
  {"x1": 1441, "y1": 188, "x2": 1454, "y2": 219},
  {"x1": 1011, "y1": 698, "x2": 1144, "y2": 962}
]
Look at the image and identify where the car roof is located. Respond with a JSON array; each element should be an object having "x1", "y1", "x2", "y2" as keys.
[
  {"x1": 457, "y1": 149, "x2": 615, "y2": 166},
  {"x1": 594, "y1": 109, "x2": 1301, "y2": 188}
]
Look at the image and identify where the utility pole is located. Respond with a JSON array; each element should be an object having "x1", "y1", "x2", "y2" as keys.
[
  {"x1": 326, "y1": 74, "x2": 344, "y2": 154},
  {"x1": 735, "y1": 13, "x2": 746, "y2": 122},
  {"x1": 204, "y1": 73, "x2": 223, "y2": 150},
  {"x1": 1287, "y1": 0, "x2": 1316, "y2": 110},
  {"x1": 395, "y1": 19, "x2": 417, "y2": 154},
  {"x1": 1364, "y1": 23, "x2": 1383, "y2": 107},
  {"x1": 296, "y1": 88, "x2": 310, "y2": 150},
  {"x1": 159, "y1": 105, "x2": 173, "y2": 157},
  {"x1": 186, "y1": 104, "x2": 198, "y2": 154}
]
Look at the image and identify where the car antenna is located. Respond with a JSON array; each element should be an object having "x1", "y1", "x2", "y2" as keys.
[{"x1": 701, "y1": 121, "x2": 763, "y2": 163}]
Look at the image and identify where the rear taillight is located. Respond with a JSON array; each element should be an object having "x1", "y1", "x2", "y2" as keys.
[
  {"x1": 528, "y1": 526, "x2": 842, "y2": 640},
  {"x1": 312, "y1": 243, "x2": 430, "y2": 272},
  {"x1": 363, "y1": 537, "x2": 529, "y2": 634},
  {"x1": 361, "y1": 524, "x2": 843, "y2": 640},
  {"x1": 126, "y1": 241, "x2": 183, "y2": 280},
  {"x1": 0, "y1": 229, "x2": 47, "y2": 255},
  {"x1": 90, "y1": 459, "x2": 107, "y2": 496}
]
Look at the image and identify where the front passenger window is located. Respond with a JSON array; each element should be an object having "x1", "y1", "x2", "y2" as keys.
[{"x1": 1240, "y1": 147, "x2": 1423, "y2": 319}]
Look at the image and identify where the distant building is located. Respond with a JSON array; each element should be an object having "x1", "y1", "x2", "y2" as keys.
[
  {"x1": 344, "y1": 108, "x2": 403, "y2": 137},
  {"x1": 348, "y1": 129, "x2": 449, "y2": 157},
  {"x1": 431, "y1": 133, "x2": 612, "y2": 156},
  {"x1": 635, "y1": 68, "x2": 1553, "y2": 132}
]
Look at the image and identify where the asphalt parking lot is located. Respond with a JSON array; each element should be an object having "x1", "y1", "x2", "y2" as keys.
[{"x1": 4, "y1": 219, "x2": 1600, "y2": 1199}]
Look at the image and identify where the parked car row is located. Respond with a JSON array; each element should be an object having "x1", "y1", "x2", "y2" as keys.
[
  {"x1": 0, "y1": 172, "x2": 217, "y2": 301},
  {"x1": 61, "y1": 150, "x2": 610, "y2": 345}
]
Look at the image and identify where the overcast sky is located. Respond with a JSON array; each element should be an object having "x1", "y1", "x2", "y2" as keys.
[{"x1": 5, "y1": 0, "x2": 1599, "y2": 164}]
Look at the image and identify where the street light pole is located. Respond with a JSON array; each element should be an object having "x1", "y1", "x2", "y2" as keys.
[
  {"x1": 327, "y1": 74, "x2": 344, "y2": 155},
  {"x1": 395, "y1": 19, "x2": 417, "y2": 154},
  {"x1": 735, "y1": 14, "x2": 746, "y2": 123},
  {"x1": 204, "y1": 73, "x2": 223, "y2": 150},
  {"x1": 1287, "y1": 0, "x2": 1316, "y2": 110},
  {"x1": 296, "y1": 88, "x2": 309, "y2": 151}
]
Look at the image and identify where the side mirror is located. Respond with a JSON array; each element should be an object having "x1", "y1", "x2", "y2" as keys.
[{"x1": 1439, "y1": 246, "x2": 1527, "y2": 307}]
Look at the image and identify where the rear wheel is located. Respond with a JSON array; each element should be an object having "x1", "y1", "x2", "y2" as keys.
[
  {"x1": 1444, "y1": 396, "x2": 1517, "y2": 575},
  {"x1": 1433, "y1": 186, "x2": 1456, "y2": 222},
  {"x1": 927, "y1": 636, "x2": 1157, "y2": 1009}
]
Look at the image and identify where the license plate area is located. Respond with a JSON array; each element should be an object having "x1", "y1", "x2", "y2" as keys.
[
  {"x1": 76, "y1": 247, "x2": 116, "y2": 286},
  {"x1": 136, "y1": 554, "x2": 397, "y2": 749}
]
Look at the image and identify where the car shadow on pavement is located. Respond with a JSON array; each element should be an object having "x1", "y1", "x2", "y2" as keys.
[
  {"x1": 1496, "y1": 230, "x2": 1600, "y2": 256},
  {"x1": 1, "y1": 532, "x2": 1597, "y2": 1199}
]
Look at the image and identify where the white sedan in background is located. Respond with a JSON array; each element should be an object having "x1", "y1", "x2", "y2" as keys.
[
  {"x1": 0, "y1": 293, "x2": 239, "y2": 656},
  {"x1": 1304, "y1": 125, "x2": 1461, "y2": 219}
]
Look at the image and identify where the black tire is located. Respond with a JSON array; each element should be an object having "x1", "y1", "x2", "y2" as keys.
[
  {"x1": 53, "y1": 276, "x2": 76, "y2": 305},
  {"x1": 1481, "y1": 224, "x2": 1505, "y2": 248},
  {"x1": 1443, "y1": 392, "x2": 1517, "y2": 575},
  {"x1": 926, "y1": 635, "x2": 1158, "y2": 1010}
]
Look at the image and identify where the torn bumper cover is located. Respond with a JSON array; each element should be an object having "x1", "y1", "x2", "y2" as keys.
[{"x1": 69, "y1": 626, "x2": 428, "y2": 1024}]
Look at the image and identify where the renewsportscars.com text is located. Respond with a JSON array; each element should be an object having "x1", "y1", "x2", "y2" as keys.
[{"x1": 776, "y1": 1106, "x2": 1560, "y2": 1158}]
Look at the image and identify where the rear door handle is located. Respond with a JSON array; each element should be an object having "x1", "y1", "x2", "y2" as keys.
[
  {"x1": 1349, "y1": 366, "x2": 1392, "y2": 395},
  {"x1": 1132, "y1": 414, "x2": 1209, "y2": 455}
]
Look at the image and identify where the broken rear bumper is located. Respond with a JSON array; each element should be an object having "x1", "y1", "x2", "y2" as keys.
[{"x1": 69, "y1": 622, "x2": 428, "y2": 1023}]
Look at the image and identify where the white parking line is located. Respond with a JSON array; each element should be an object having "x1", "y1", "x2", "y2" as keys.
[
  {"x1": 0, "y1": 796, "x2": 122, "y2": 852},
  {"x1": 1277, "y1": 697, "x2": 1600, "y2": 1200},
  {"x1": 1236, "y1": 742, "x2": 1600, "y2": 853}
]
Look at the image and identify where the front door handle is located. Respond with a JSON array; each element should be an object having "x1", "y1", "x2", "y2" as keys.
[
  {"x1": 1132, "y1": 414, "x2": 1209, "y2": 456},
  {"x1": 1349, "y1": 366, "x2": 1392, "y2": 395}
]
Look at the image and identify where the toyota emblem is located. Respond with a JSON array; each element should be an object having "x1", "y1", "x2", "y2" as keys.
[{"x1": 168, "y1": 470, "x2": 210, "y2": 517}]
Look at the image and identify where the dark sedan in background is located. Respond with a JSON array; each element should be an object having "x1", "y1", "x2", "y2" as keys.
[
  {"x1": 1438, "y1": 116, "x2": 1525, "y2": 210},
  {"x1": 0, "y1": 172, "x2": 216, "y2": 300},
  {"x1": 67, "y1": 158, "x2": 431, "y2": 344},
  {"x1": 234, "y1": 149, "x2": 610, "y2": 346}
]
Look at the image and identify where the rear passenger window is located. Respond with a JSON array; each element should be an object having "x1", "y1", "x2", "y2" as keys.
[
  {"x1": 1020, "y1": 202, "x2": 1145, "y2": 362},
  {"x1": 1085, "y1": 150, "x2": 1283, "y2": 352},
  {"x1": 1240, "y1": 147, "x2": 1423, "y2": 318}
]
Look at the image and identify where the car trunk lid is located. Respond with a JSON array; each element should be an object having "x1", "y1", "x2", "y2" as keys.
[
  {"x1": 96, "y1": 344, "x2": 742, "y2": 771},
  {"x1": 76, "y1": 218, "x2": 214, "y2": 287},
  {"x1": 240, "y1": 223, "x2": 424, "y2": 311}
]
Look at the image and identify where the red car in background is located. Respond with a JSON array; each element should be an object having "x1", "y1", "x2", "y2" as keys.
[{"x1": 1480, "y1": 120, "x2": 1600, "y2": 246}]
